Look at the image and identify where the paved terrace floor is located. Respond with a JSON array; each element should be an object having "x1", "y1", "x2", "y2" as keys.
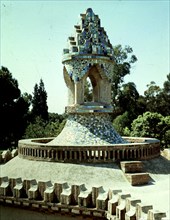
[{"x1": 0, "y1": 156, "x2": 170, "y2": 218}]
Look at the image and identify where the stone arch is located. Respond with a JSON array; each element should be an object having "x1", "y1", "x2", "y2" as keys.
[
  {"x1": 82, "y1": 64, "x2": 111, "y2": 104},
  {"x1": 63, "y1": 62, "x2": 112, "y2": 106},
  {"x1": 83, "y1": 65, "x2": 102, "y2": 103}
]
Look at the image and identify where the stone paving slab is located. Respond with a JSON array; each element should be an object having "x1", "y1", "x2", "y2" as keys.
[{"x1": 0, "y1": 156, "x2": 169, "y2": 218}]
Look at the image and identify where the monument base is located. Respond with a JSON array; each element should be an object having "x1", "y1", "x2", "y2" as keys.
[{"x1": 48, "y1": 113, "x2": 126, "y2": 146}]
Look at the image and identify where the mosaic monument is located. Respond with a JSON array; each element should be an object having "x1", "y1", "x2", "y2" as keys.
[
  {"x1": 49, "y1": 8, "x2": 125, "y2": 146},
  {"x1": 1, "y1": 9, "x2": 168, "y2": 220},
  {"x1": 18, "y1": 8, "x2": 160, "y2": 163}
]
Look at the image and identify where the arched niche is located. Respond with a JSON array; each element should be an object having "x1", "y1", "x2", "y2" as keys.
[
  {"x1": 63, "y1": 64, "x2": 112, "y2": 106},
  {"x1": 84, "y1": 76, "x2": 93, "y2": 102},
  {"x1": 83, "y1": 65, "x2": 102, "y2": 103},
  {"x1": 82, "y1": 64, "x2": 112, "y2": 105}
]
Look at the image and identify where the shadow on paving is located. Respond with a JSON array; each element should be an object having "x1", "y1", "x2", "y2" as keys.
[
  {"x1": 82, "y1": 162, "x2": 120, "y2": 170},
  {"x1": 79, "y1": 156, "x2": 170, "y2": 175},
  {"x1": 143, "y1": 156, "x2": 170, "y2": 175}
]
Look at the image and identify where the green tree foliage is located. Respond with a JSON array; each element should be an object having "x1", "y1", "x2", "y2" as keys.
[
  {"x1": 112, "y1": 45, "x2": 137, "y2": 102},
  {"x1": 164, "y1": 130, "x2": 170, "y2": 148},
  {"x1": 117, "y1": 82, "x2": 139, "y2": 113},
  {"x1": 160, "y1": 115, "x2": 170, "y2": 148},
  {"x1": 144, "y1": 81, "x2": 161, "y2": 113},
  {"x1": 130, "y1": 112, "x2": 163, "y2": 138},
  {"x1": 32, "y1": 79, "x2": 48, "y2": 121},
  {"x1": 24, "y1": 113, "x2": 65, "y2": 139},
  {"x1": 130, "y1": 112, "x2": 170, "y2": 147},
  {"x1": 163, "y1": 73, "x2": 170, "y2": 94},
  {"x1": 0, "y1": 67, "x2": 30, "y2": 149},
  {"x1": 113, "y1": 82, "x2": 146, "y2": 130},
  {"x1": 144, "y1": 75, "x2": 170, "y2": 116},
  {"x1": 114, "y1": 73, "x2": 170, "y2": 132},
  {"x1": 135, "y1": 95, "x2": 147, "y2": 116},
  {"x1": 113, "y1": 111, "x2": 130, "y2": 135},
  {"x1": 158, "y1": 73, "x2": 170, "y2": 116},
  {"x1": 23, "y1": 116, "x2": 46, "y2": 138}
]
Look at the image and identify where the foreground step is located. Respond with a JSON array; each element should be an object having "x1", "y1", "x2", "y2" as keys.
[
  {"x1": 120, "y1": 161, "x2": 143, "y2": 173},
  {"x1": 125, "y1": 173, "x2": 150, "y2": 186}
]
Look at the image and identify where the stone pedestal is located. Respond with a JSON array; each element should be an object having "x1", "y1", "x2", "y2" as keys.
[{"x1": 48, "y1": 113, "x2": 126, "y2": 146}]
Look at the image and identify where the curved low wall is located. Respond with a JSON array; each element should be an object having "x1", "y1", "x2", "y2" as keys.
[{"x1": 18, "y1": 137, "x2": 160, "y2": 163}]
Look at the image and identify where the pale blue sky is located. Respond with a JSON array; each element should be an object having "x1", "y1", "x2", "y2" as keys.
[{"x1": 1, "y1": 0, "x2": 169, "y2": 113}]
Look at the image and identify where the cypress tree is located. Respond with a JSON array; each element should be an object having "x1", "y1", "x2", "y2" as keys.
[{"x1": 32, "y1": 79, "x2": 48, "y2": 121}]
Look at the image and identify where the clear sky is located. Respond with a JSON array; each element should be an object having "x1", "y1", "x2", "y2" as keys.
[{"x1": 1, "y1": 0, "x2": 169, "y2": 114}]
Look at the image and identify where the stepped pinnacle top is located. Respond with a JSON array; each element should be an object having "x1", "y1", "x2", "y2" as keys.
[{"x1": 62, "y1": 8, "x2": 114, "y2": 62}]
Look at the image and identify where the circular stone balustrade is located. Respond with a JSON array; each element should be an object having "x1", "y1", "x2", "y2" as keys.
[{"x1": 18, "y1": 137, "x2": 160, "y2": 163}]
